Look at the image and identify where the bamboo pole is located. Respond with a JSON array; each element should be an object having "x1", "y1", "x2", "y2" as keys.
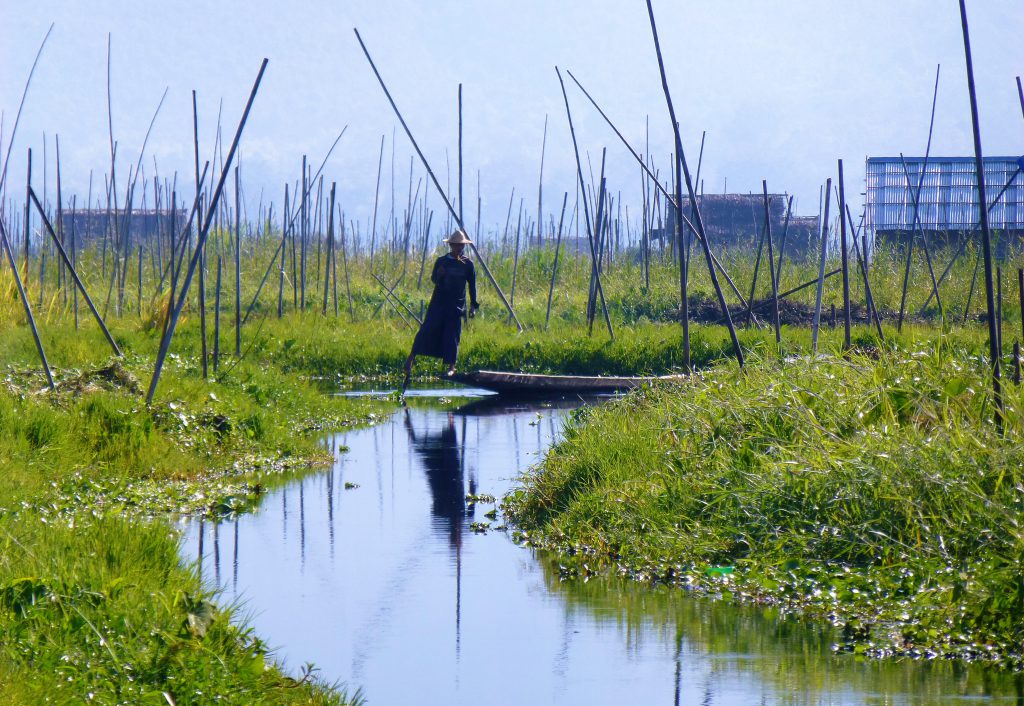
[
  {"x1": 556, "y1": 67, "x2": 613, "y2": 341},
  {"x1": 897, "y1": 154, "x2": 943, "y2": 317},
  {"x1": 958, "y1": 0, "x2": 1002, "y2": 432},
  {"x1": 342, "y1": 212, "x2": 353, "y2": 321},
  {"x1": 897, "y1": 66, "x2": 940, "y2": 331},
  {"x1": 636, "y1": 7, "x2": 744, "y2": 367},
  {"x1": 565, "y1": 72, "x2": 749, "y2": 293},
  {"x1": 0, "y1": 218, "x2": 53, "y2": 390},
  {"x1": 838, "y1": 160, "x2": 851, "y2": 350},
  {"x1": 278, "y1": 185, "x2": 288, "y2": 318},
  {"x1": 775, "y1": 195, "x2": 793, "y2": 287},
  {"x1": 234, "y1": 166, "x2": 241, "y2": 356},
  {"x1": 213, "y1": 255, "x2": 222, "y2": 374},
  {"x1": 811, "y1": 179, "x2": 832, "y2": 352},
  {"x1": 545, "y1": 192, "x2": 569, "y2": 329},
  {"x1": 745, "y1": 197, "x2": 769, "y2": 328},
  {"x1": 28, "y1": 188, "x2": 122, "y2": 357},
  {"x1": 323, "y1": 182, "x2": 335, "y2": 316},
  {"x1": 762, "y1": 182, "x2": 781, "y2": 346},
  {"x1": 354, "y1": 29, "x2": 523, "y2": 330},
  {"x1": 146, "y1": 58, "x2": 269, "y2": 405}
]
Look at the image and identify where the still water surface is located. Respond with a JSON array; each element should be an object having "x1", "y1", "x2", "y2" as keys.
[{"x1": 180, "y1": 389, "x2": 1022, "y2": 705}]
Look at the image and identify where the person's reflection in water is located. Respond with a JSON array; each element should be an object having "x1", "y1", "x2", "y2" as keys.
[
  {"x1": 403, "y1": 409, "x2": 466, "y2": 548},
  {"x1": 404, "y1": 408, "x2": 467, "y2": 666}
]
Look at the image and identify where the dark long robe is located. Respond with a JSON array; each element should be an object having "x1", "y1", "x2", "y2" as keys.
[{"x1": 411, "y1": 254, "x2": 477, "y2": 365}]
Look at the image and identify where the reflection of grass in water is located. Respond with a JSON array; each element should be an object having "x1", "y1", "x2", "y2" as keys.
[{"x1": 537, "y1": 552, "x2": 1023, "y2": 704}]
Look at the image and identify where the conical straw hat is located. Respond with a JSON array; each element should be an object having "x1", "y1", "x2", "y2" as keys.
[{"x1": 444, "y1": 229, "x2": 473, "y2": 245}]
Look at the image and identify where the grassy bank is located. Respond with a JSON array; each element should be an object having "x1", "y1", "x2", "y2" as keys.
[
  {"x1": 0, "y1": 322, "x2": 384, "y2": 703},
  {"x1": 506, "y1": 339, "x2": 1024, "y2": 668}
]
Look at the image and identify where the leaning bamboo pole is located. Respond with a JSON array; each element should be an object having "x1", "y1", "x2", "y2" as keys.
[
  {"x1": 354, "y1": 28, "x2": 523, "y2": 330},
  {"x1": 27, "y1": 188, "x2": 122, "y2": 357},
  {"x1": 644, "y1": 0, "x2": 743, "y2": 367},
  {"x1": 0, "y1": 218, "x2": 53, "y2": 389},
  {"x1": 146, "y1": 58, "x2": 268, "y2": 405},
  {"x1": 958, "y1": 0, "x2": 1002, "y2": 431},
  {"x1": 555, "y1": 67, "x2": 613, "y2": 341}
]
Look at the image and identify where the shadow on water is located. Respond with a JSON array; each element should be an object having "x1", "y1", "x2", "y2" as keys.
[{"x1": 181, "y1": 388, "x2": 1024, "y2": 705}]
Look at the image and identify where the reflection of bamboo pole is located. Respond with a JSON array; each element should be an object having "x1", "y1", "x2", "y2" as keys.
[
  {"x1": 0, "y1": 219, "x2": 53, "y2": 390},
  {"x1": 958, "y1": 0, "x2": 1002, "y2": 431}
]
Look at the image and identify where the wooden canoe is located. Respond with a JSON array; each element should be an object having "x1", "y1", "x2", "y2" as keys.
[{"x1": 449, "y1": 370, "x2": 685, "y2": 394}]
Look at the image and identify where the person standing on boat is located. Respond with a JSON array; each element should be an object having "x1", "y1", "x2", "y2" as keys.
[{"x1": 404, "y1": 229, "x2": 479, "y2": 379}]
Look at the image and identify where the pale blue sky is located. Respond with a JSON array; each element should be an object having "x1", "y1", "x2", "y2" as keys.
[{"x1": 2, "y1": 0, "x2": 1021, "y2": 234}]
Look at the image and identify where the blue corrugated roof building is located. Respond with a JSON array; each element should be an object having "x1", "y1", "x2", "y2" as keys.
[{"x1": 865, "y1": 156, "x2": 1023, "y2": 241}]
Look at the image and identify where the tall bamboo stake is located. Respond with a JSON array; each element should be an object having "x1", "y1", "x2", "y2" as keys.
[
  {"x1": 234, "y1": 166, "x2": 241, "y2": 355},
  {"x1": 838, "y1": 161, "x2": 852, "y2": 349},
  {"x1": 762, "y1": 182, "x2": 781, "y2": 347},
  {"x1": 545, "y1": 192, "x2": 569, "y2": 329},
  {"x1": 146, "y1": 58, "x2": 268, "y2": 405},
  {"x1": 2, "y1": 217, "x2": 54, "y2": 389},
  {"x1": 28, "y1": 189, "x2": 122, "y2": 356},
  {"x1": 555, "y1": 67, "x2": 613, "y2": 340},
  {"x1": 213, "y1": 255, "x2": 222, "y2": 373},
  {"x1": 958, "y1": 0, "x2": 1002, "y2": 431},
  {"x1": 638, "y1": 7, "x2": 743, "y2": 366},
  {"x1": 897, "y1": 66, "x2": 940, "y2": 331},
  {"x1": 811, "y1": 178, "x2": 832, "y2": 352},
  {"x1": 323, "y1": 182, "x2": 335, "y2": 316},
  {"x1": 354, "y1": 28, "x2": 523, "y2": 330}
]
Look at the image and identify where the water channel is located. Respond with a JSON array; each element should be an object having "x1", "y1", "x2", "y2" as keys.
[{"x1": 180, "y1": 388, "x2": 1022, "y2": 705}]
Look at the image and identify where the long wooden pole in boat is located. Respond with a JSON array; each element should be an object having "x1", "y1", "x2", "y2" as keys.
[
  {"x1": 0, "y1": 218, "x2": 54, "y2": 390},
  {"x1": 555, "y1": 66, "x2": 613, "y2": 341},
  {"x1": 959, "y1": 0, "x2": 1002, "y2": 432},
  {"x1": 353, "y1": 28, "x2": 523, "y2": 331},
  {"x1": 811, "y1": 178, "x2": 832, "y2": 352},
  {"x1": 147, "y1": 58, "x2": 268, "y2": 405}
]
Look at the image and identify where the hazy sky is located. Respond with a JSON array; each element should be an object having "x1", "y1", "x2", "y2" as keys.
[{"x1": 2, "y1": 0, "x2": 1021, "y2": 235}]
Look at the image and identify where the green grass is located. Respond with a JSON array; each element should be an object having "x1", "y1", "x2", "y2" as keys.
[
  {"x1": 0, "y1": 315, "x2": 382, "y2": 702},
  {"x1": 1, "y1": 228, "x2": 1022, "y2": 695},
  {"x1": 506, "y1": 339, "x2": 1024, "y2": 666}
]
